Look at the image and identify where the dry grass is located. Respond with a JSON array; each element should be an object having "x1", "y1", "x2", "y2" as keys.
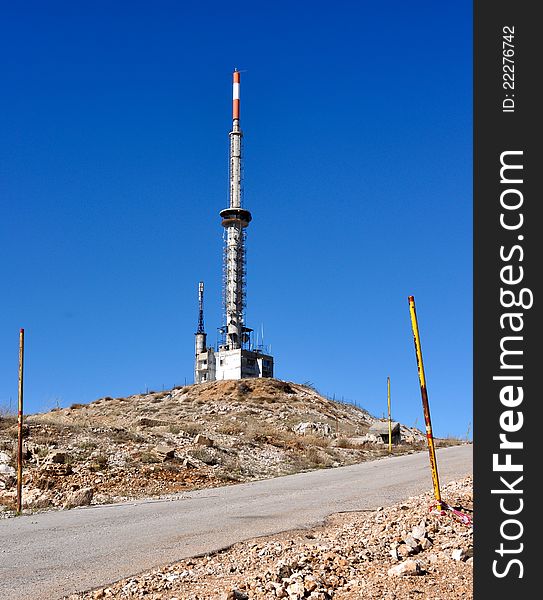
[
  {"x1": 299, "y1": 434, "x2": 330, "y2": 448},
  {"x1": 179, "y1": 421, "x2": 201, "y2": 436},
  {"x1": 0, "y1": 406, "x2": 17, "y2": 431},
  {"x1": 291, "y1": 447, "x2": 334, "y2": 471},
  {"x1": 214, "y1": 419, "x2": 246, "y2": 435},
  {"x1": 435, "y1": 437, "x2": 466, "y2": 448}
]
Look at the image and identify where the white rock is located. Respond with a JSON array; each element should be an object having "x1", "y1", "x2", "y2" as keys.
[
  {"x1": 411, "y1": 524, "x2": 426, "y2": 540},
  {"x1": 452, "y1": 548, "x2": 466, "y2": 561},
  {"x1": 63, "y1": 486, "x2": 94, "y2": 509},
  {"x1": 387, "y1": 559, "x2": 422, "y2": 577},
  {"x1": 404, "y1": 535, "x2": 420, "y2": 550},
  {"x1": 286, "y1": 579, "x2": 305, "y2": 598},
  {"x1": 420, "y1": 537, "x2": 433, "y2": 550},
  {"x1": 0, "y1": 464, "x2": 15, "y2": 477},
  {"x1": 194, "y1": 434, "x2": 214, "y2": 447},
  {"x1": 293, "y1": 422, "x2": 332, "y2": 437}
]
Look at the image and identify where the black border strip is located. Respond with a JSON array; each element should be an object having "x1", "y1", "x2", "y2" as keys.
[{"x1": 474, "y1": 1, "x2": 539, "y2": 596}]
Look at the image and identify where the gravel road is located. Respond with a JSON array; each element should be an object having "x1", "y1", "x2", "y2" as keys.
[{"x1": 0, "y1": 444, "x2": 472, "y2": 599}]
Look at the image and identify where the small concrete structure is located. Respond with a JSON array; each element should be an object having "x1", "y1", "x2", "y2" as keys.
[
  {"x1": 367, "y1": 421, "x2": 401, "y2": 445},
  {"x1": 195, "y1": 348, "x2": 273, "y2": 383}
]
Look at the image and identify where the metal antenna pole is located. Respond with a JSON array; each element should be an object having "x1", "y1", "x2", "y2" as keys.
[
  {"x1": 197, "y1": 282, "x2": 205, "y2": 334},
  {"x1": 16, "y1": 328, "x2": 24, "y2": 514},
  {"x1": 408, "y1": 296, "x2": 442, "y2": 511},
  {"x1": 387, "y1": 376, "x2": 392, "y2": 453}
]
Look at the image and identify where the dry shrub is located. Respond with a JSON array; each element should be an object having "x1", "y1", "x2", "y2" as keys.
[
  {"x1": 242, "y1": 421, "x2": 302, "y2": 451},
  {"x1": 179, "y1": 421, "x2": 200, "y2": 436},
  {"x1": 89, "y1": 453, "x2": 109, "y2": 471},
  {"x1": 110, "y1": 428, "x2": 143, "y2": 443},
  {"x1": 300, "y1": 434, "x2": 331, "y2": 448},
  {"x1": 140, "y1": 451, "x2": 161, "y2": 464},
  {"x1": 237, "y1": 381, "x2": 252, "y2": 397},
  {"x1": 243, "y1": 420, "x2": 274, "y2": 443},
  {"x1": 435, "y1": 437, "x2": 464, "y2": 448},
  {"x1": 334, "y1": 438, "x2": 368, "y2": 449},
  {"x1": 276, "y1": 381, "x2": 295, "y2": 395},
  {"x1": 214, "y1": 420, "x2": 246, "y2": 435},
  {"x1": 189, "y1": 447, "x2": 218, "y2": 465},
  {"x1": 216, "y1": 455, "x2": 243, "y2": 481},
  {"x1": 78, "y1": 441, "x2": 97, "y2": 452},
  {"x1": 293, "y1": 447, "x2": 333, "y2": 471},
  {"x1": 0, "y1": 413, "x2": 17, "y2": 431},
  {"x1": 151, "y1": 392, "x2": 170, "y2": 403}
]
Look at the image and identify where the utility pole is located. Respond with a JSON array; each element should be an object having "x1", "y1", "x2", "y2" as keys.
[
  {"x1": 387, "y1": 376, "x2": 392, "y2": 453},
  {"x1": 16, "y1": 328, "x2": 24, "y2": 514}
]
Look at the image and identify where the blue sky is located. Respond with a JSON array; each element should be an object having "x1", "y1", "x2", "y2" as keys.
[{"x1": 1, "y1": 1, "x2": 472, "y2": 438}]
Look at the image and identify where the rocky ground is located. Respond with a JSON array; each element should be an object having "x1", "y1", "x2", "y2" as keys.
[
  {"x1": 1, "y1": 379, "x2": 452, "y2": 515},
  {"x1": 65, "y1": 477, "x2": 473, "y2": 600}
]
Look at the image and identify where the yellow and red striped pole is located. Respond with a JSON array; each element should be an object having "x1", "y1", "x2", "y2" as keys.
[
  {"x1": 16, "y1": 328, "x2": 25, "y2": 514},
  {"x1": 408, "y1": 296, "x2": 442, "y2": 511},
  {"x1": 232, "y1": 70, "x2": 240, "y2": 120}
]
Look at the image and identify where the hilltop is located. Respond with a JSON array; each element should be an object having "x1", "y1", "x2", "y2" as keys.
[{"x1": 1, "y1": 379, "x2": 432, "y2": 513}]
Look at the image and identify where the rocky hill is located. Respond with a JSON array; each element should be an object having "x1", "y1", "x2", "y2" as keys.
[{"x1": 1, "y1": 379, "x2": 431, "y2": 514}]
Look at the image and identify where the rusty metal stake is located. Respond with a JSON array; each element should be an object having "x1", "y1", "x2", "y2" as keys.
[
  {"x1": 408, "y1": 296, "x2": 442, "y2": 511},
  {"x1": 16, "y1": 328, "x2": 24, "y2": 514},
  {"x1": 387, "y1": 376, "x2": 392, "y2": 453}
]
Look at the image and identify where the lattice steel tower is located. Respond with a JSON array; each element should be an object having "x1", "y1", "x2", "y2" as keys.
[{"x1": 220, "y1": 69, "x2": 252, "y2": 350}]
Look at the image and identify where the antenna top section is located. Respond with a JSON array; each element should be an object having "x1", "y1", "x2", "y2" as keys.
[{"x1": 233, "y1": 70, "x2": 240, "y2": 120}]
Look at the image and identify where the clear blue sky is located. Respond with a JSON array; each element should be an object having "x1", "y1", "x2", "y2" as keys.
[{"x1": 1, "y1": 1, "x2": 472, "y2": 438}]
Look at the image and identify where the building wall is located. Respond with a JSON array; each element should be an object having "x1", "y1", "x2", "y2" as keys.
[
  {"x1": 195, "y1": 348, "x2": 273, "y2": 382},
  {"x1": 215, "y1": 349, "x2": 244, "y2": 380},
  {"x1": 195, "y1": 348, "x2": 216, "y2": 383}
]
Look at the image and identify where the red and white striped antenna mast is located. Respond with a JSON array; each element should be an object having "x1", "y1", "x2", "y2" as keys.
[{"x1": 219, "y1": 69, "x2": 252, "y2": 350}]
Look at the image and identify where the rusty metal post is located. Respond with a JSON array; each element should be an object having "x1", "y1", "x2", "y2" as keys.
[
  {"x1": 387, "y1": 376, "x2": 392, "y2": 453},
  {"x1": 408, "y1": 296, "x2": 442, "y2": 511},
  {"x1": 16, "y1": 328, "x2": 25, "y2": 514}
]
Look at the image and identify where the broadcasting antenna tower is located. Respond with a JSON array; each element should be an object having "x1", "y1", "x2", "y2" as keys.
[
  {"x1": 220, "y1": 69, "x2": 252, "y2": 350},
  {"x1": 193, "y1": 70, "x2": 274, "y2": 383}
]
